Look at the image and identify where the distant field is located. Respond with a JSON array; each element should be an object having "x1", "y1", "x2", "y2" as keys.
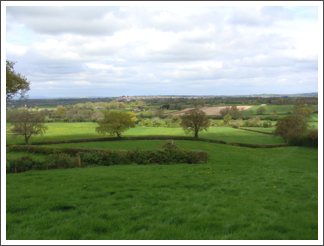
[
  {"x1": 309, "y1": 114, "x2": 318, "y2": 121},
  {"x1": 311, "y1": 105, "x2": 318, "y2": 111},
  {"x1": 165, "y1": 106, "x2": 253, "y2": 116},
  {"x1": 6, "y1": 123, "x2": 285, "y2": 145},
  {"x1": 244, "y1": 105, "x2": 295, "y2": 116}
]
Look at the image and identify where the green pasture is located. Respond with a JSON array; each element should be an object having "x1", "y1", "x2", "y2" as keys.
[
  {"x1": 6, "y1": 123, "x2": 285, "y2": 145},
  {"x1": 308, "y1": 122, "x2": 318, "y2": 129},
  {"x1": 309, "y1": 114, "x2": 318, "y2": 121},
  {"x1": 244, "y1": 105, "x2": 295, "y2": 116},
  {"x1": 6, "y1": 140, "x2": 318, "y2": 240}
]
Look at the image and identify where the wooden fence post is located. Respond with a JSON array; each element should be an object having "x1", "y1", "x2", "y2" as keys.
[
  {"x1": 78, "y1": 155, "x2": 81, "y2": 168},
  {"x1": 15, "y1": 161, "x2": 17, "y2": 173},
  {"x1": 46, "y1": 162, "x2": 48, "y2": 170}
]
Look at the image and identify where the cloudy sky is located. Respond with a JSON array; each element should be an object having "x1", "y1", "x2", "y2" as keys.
[{"x1": 3, "y1": 2, "x2": 322, "y2": 98}]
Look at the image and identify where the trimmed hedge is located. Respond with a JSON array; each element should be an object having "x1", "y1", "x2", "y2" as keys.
[
  {"x1": 23, "y1": 136, "x2": 228, "y2": 146},
  {"x1": 227, "y1": 142, "x2": 288, "y2": 148},
  {"x1": 239, "y1": 128, "x2": 274, "y2": 135},
  {"x1": 8, "y1": 135, "x2": 292, "y2": 150},
  {"x1": 6, "y1": 142, "x2": 209, "y2": 173}
]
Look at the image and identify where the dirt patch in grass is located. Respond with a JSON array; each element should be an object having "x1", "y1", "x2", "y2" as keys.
[{"x1": 165, "y1": 106, "x2": 254, "y2": 116}]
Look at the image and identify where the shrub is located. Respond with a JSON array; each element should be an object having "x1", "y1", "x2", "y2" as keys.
[
  {"x1": 79, "y1": 151, "x2": 104, "y2": 166},
  {"x1": 263, "y1": 121, "x2": 272, "y2": 128},
  {"x1": 45, "y1": 151, "x2": 78, "y2": 169},
  {"x1": 288, "y1": 129, "x2": 318, "y2": 148},
  {"x1": 6, "y1": 156, "x2": 46, "y2": 173}
]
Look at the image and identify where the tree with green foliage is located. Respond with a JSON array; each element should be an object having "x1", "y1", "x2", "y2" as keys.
[
  {"x1": 126, "y1": 111, "x2": 138, "y2": 123},
  {"x1": 7, "y1": 110, "x2": 48, "y2": 145},
  {"x1": 171, "y1": 115, "x2": 181, "y2": 123},
  {"x1": 129, "y1": 102, "x2": 136, "y2": 109},
  {"x1": 253, "y1": 98, "x2": 262, "y2": 105},
  {"x1": 6, "y1": 60, "x2": 30, "y2": 102},
  {"x1": 273, "y1": 115, "x2": 308, "y2": 143},
  {"x1": 256, "y1": 106, "x2": 266, "y2": 115},
  {"x1": 108, "y1": 100, "x2": 118, "y2": 109},
  {"x1": 96, "y1": 111, "x2": 135, "y2": 138},
  {"x1": 180, "y1": 108, "x2": 210, "y2": 138},
  {"x1": 276, "y1": 98, "x2": 285, "y2": 105},
  {"x1": 294, "y1": 105, "x2": 313, "y2": 118},
  {"x1": 223, "y1": 113, "x2": 232, "y2": 125},
  {"x1": 56, "y1": 107, "x2": 66, "y2": 117}
]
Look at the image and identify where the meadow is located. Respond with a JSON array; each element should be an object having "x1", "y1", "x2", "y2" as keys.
[
  {"x1": 6, "y1": 123, "x2": 286, "y2": 145},
  {"x1": 6, "y1": 108, "x2": 319, "y2": 240},
  {"x1": 6, "y1": 141, "x2": 318, "y2": 240},
  {"x1": 244, "y1": 105, "x2": 295, "y2": 116}
]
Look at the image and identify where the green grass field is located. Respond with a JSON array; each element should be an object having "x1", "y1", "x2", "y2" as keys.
[
  {"x1": 309, "y1": 114, "x2": 318, "y2": 121},
  {"x1": 244, "y1": 105, "x2": 295, "y2": 116},
  {"x1": 6, "y1": 123, "x2": 285, "y2": 145},
  {"x1": 6, "y1": 140, "x2": 318, "y2": 240},
  {"x1": 6, "y1": 111, "x2": 319, "y2": 240}
]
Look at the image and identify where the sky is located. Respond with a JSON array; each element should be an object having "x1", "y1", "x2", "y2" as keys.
[{"x1": 2, "y1": 2, "x2": 323, "y2": 99}]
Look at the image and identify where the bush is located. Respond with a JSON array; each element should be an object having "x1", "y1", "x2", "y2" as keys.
[
  {"x1": 45, "y1": 151, "x2": 78, "y2": 169},
  {"x1": 6, "y1": 156, "x2": 46, "y2": 173},
  {"x1": 288, "y1": 129, "x2": 318, "y2": 148},
  {"x1": 263, "y1": 120, "x2": 272, "y2": 128},
  {"x1": 79, "y1": 151, "x2": 104, "y2": 166}
]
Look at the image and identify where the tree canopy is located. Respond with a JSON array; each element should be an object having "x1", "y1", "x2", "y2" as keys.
[
  {"x1": 180, "y1": 108, "x2": 210, "y2": 138},
  {"x1": 223, "y1": 113, "x2": 232, "y2": 125},
  {"x1": 294, "y1": 105, "x2": 313, "y2": 118},
  {"x1": 256, "y1": 106, "x2": 266, "y2": 115},
  {"x1": 96, "y1": 111, "x2": 135, "y2": 137},
  {"x1": 6, "y1": 60, "x2": 30, "y2": 102},
  {"x1": 273, "y1": 115, "x2": 308, "y2": 143},
  {"x1": 7, "y1": 110, "x2": 48, "y2": 145}
]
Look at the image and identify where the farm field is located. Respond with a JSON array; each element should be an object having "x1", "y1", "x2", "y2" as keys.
[
  {"x1": 243, "y1": 105, "x2": 295, "y2": 116},
  {"x1": 165, "y1": 106, "x2": 253, "y2": 116},
  {"x1": 309, "y1": 114, "x2": 318, "y2": 121},
  {"x1": 6, "y1": 123, "x2": 285, "y2": 145},
  {"x1": 6, "y1": 141, "x2": 318, "y2": 240}
]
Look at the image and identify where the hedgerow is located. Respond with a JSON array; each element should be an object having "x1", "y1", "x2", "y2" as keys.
[{"x1": 6, "y1": 141, "x2": 209, "y2": 173}]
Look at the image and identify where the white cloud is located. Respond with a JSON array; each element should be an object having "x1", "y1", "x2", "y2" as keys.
[
  {"x1": 6, "y1": 43, "x2": 29, "y2": 56},
  {"x1": 4, "y1": 5, "x2": 320, "y2": 97},
  {"x1": 73, "y1": 81, "x2": 91, "y2": 85}
]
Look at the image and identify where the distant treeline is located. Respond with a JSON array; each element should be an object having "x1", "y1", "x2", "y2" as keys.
[{"x1": 7, "y1": 96, "x2": 318, "y2": 109}]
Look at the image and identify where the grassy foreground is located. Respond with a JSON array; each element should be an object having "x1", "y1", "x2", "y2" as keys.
[{"x1": 6, "y1": 140, "x2": 318, "y2": 240}]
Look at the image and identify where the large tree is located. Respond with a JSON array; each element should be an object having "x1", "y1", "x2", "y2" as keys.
[
  {"x1": 7, "y1": 110, "x2": 48, "y2": 145},
  {"x1": 180, "y1": 108, "x2": 211, "y2": 138},
  {"x1": 96, "y1": 111, "x2": 135, "y2": 138},
  {"x1": 256, "y1": 106, "x2": 266, "y2": 115},
  {"x1": 273, "y1": 115, "x2": 308, "y2": 143},
  {"x1": 294, "y1": 105, "x2": 313, "y2": 118},
  {"x1": 6, "y1": 60, "x2": 30, "y2": 102}
]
